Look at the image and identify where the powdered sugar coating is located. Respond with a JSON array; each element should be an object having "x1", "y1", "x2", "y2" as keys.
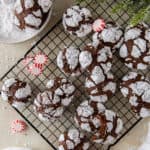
[
  {"x1": 120, "y1": 72, "x2": 150, "y2": 118},
  {"x1": 93, "y1": 22, "x2": 124, "y2": 51},
  {"x1": 34, "y1": 90, "x2": 64, "y2": 121},
  {"x1": 58, "y1": 128, "x2": 90, "y2": 150},
  {"x1": 24, "y1": 14, "x2": 42, "y2": 28},
  {"x1": 119, "y1": 23, "x2": 150, "y2": 70},
  {"x1": 46, "y1": 77, "x2": 75, "y2": 106},
  {"x1": 85, "y1": 66, "x2": 116, "y2": 103},
  {"x1": 75, "y1": 101, "x2": 123, "y2": 144},
  {"x1": 38, "y1": 0, "x2": 52, "y2": 13},
  {"x1": 74, "y1": 100, "x2": 106, "y2": 132},
  {"x1": 62, "y1": 5, "x2": 93, "y2": 37},
  {"x1": 76, "y1": 100, "x2": 94, "y2": 118},
  {"x1": 34, "y1": 77, "x2": 75, "y2": 121},
  {"x1": 79, "y1": 44, "x2": 113, "y2": 73},
  {"x1": 96, "y1": 45, "x2": 113, "y2": 73},
  {"x1": 79, "y1": 51, "x2": 93, "y2": 70},
  {"x1": 1, "y1": 78, "x2": 31, "y2": 109},
  {"x1": 14, "y1": 0, "x2": 53, "y2": 30},
  {"x1": 57, "y1": 46, "x2": 82, "y2": 76},
  {"x1": 92, "y1": 109, "x2": 123, "y2": 144}
]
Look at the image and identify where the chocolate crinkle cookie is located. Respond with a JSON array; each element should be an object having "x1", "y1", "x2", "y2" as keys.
[
  {"x1": 58, "y1": 128, "x2": 90, "y2": 150},
  {"x1": 93, "y1": 22, "x2": 124, "y2": 52},
  {"x1": 79, "y1": 44, "x2": 113, "y2": 73},
  {"x1": 1, "y1": 78, "x2": 32, "y2": 109},
  {"x1": 46, "y1": 77, "x2": 76, "y2": 106},
  {"x1": 74, "y1": 101, "x2": 123, "y2": 144},
  {"x1": 34, "y1": 77, "x2": 75, "y2": 121},
  {"x1": 57, "y1": 46, "x2": 82, "y2": 76},
  {"x1": 120, "y1": 72, "x2": 150, "y2": 118},
  {"x1": 119, "y1": 23, "x2": 150, "y2": 70},
  {"x1": 33, "y1": 90, "x2": 64, "y2": 121},
  {"x1": 14, "y1": 0, "x2": 53, "y2": 30},
  {"x1": 62, "y1": 5, "x2": 93, "y2": 37},
  {"x1": 85, "y1": 65, "x2": 116, "y2": 103}
]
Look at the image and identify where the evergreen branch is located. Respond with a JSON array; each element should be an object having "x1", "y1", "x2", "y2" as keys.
[{"x1": 75, "y1": 0, "x2": 150, "y2": 26}]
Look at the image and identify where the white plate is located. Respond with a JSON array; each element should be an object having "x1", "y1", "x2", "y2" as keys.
[{"x1": 0, "y1": 8, "x2": 53, "y2": 44}]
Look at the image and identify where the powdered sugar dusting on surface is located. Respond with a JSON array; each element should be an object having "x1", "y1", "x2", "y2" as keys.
[
  {"x1": 0, "y1": 0, "x2": 53, "y2": 42},
  {"x1": 0, "y1": 0, "x2": 36, "y2": 40}
]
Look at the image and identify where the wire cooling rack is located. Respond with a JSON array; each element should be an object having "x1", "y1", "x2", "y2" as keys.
[{"x1": 1, "y1": 0, "x2": 149, "y2": 149}]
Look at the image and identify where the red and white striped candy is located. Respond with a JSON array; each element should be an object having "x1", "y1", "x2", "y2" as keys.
[
  {"x1": 28, "y1": 63, "x2": 43, "y2": 76},
  {"x1": 11, "y1": 119, "x2": 27, "y2": 133},
  {"x1": 34, "y1": 53, "x2": 48, "y2": 65},
  {"x1": 93, "y1": 19, "x2": 106, "y2": 32},
  {"x1": 22, "y1": 57, "x2": 33, "y2": 66}
]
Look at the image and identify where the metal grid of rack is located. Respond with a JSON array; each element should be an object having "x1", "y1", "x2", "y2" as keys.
[{"x1": 1, "y1": 0, "x2": 149, "y2": 149}]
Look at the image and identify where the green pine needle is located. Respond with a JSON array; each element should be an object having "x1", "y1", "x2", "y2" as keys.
[{"x1": 76, "y1": 0, "x2": 150, "y2": 26}]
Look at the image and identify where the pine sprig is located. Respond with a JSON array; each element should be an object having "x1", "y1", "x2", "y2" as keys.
[
  {"x1": 113, "y1": 0, "x2": 150, "y2": 25},
  {"x1": 76, "y1": 0, "x2": 150, "y2": 26}
]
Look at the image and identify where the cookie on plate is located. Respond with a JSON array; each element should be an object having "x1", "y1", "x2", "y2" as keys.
[
  {"x1": 93, "y1": 22, "x2": 124, "y2": 52},
  {"x1": 79, "y1": 44, "x2": 113, "y2": 73},
  {"x1": 119, "y1": 23, "x2": 150, "y2": 70},
  {"x1": 85, "y1": 65, "x2": 116, "y2": 103},
  {"x1": 57, "y1": 46, "x2": 82, "y2": 76},
  {"x1": 58, "y1": 128, "x2": 90, "y2": 150},
  {"x1": 14, "y1": 0, "x2": 53, "y2": 30},
  {"x1": 1, "y1": 78, "x2": 32, "y2": 108},
  {"x1": 74, "y1": 101, "x2": 123, "y2": 144},
  {"x1": 62, "y1": 5, "x2": 93, "y2": 37},
  {"x1": 120, "y1": 72, "x2": 150, "y2": 118}
]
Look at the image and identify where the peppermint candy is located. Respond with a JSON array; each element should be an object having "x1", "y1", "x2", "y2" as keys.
[
  {"x1": 11, "y1": 119, "x2": 27, "y2": 133},
  {"x1": 22, "y1": 53, "x2": 48, "y2": 76},
  {"x1": 93, "y1": 19, "x2": 106, "y2": 32},
  {"x1": 34, "y1": 53, "x2": 48, "y2": 65},
  {"x1": 22, "y1": 57, "x2": 33, "y2": 66},
  {"x1": 28, "y1": 63, "x2": 43, "y2": 76}
]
